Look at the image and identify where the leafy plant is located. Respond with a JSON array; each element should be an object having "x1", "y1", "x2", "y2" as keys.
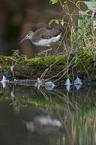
[
  {"x1": 47, "y1": 0, "x2": 96, "y2": 82},
  {"x1": 50, "y1": 0, "x2": 59, "y2": 4},
  {"x1": 49, "y1": 0, "x2": 96, "y2": 59}
]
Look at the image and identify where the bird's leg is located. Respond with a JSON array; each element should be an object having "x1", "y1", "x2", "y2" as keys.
[
  {"x1": 45, "y1": 47, "x2": 52, "y2": 57},
  {"x1": 36, "y1": 48, "x2": 52, "y2": 57},
  {"x1": 45, "y1": 47, "x2": 48, "y2": 57}
]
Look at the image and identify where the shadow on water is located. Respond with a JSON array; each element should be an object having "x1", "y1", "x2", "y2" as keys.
[{"x1": 0, "y1": 83, "x2": 96, "y2": 145}]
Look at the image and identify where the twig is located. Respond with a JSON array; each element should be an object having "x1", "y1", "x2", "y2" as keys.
[
  {"x1": 53, "y1": 55, "x2": 76, "y2": 83},
  {"x1": 40, "y1": 55, "x2": 66, "y2": 80},
  {"x1": 36, "y1": 48, "x2": 52, "y2": 56},
  {"x1": 91, "y1": 9, "x2": 96, "y2": 42}
]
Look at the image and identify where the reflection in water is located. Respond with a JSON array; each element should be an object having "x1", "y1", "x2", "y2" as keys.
[
  {"x1": 34, "y1": 77, "x2": 45, "y2": 89},
  {"x1": 23, "y1": 115, "x2": 63, "y2": 134},
  {"x1": 10, "y1": 90, "x2": 15, "y2": 98},
  {"x1": 65, "y1": 78, "x2": 72, "y2": 91},
  {"x1": 34, "y1": 78, "x2": 56, "y2": 90},
  {"x1": 0, "y1": 84, "x2": 96, "y2": 145},
  {"x1": 74, "y1": 76, "x2": 82, "y2": 91},
  {"x1": 0, "y1": 76, "x2": 82, "y2": 91},
  {"x1": 0, "y1": 76, "x2": 8, "y2": 88},
  {"x1": 45, "y1": 81, "x2": 55, "y2": 90}
]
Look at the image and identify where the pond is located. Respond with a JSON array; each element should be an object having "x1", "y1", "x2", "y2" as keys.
[
  {"x1": 0, "y1": 82, "x2": 96, "y2": 145},
  {"x1": 0, "y1": 0, "x2": 96, "y2": 144}
]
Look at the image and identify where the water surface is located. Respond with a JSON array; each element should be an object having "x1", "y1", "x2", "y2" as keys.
[{"x1": 0, "y1": 84, "x2": 96, "y2": 145}]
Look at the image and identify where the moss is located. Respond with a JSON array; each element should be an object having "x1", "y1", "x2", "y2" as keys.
[
  {"x1": 0, "y1": 56, "x2": 14, "y2": 74},
  {"x1": 77, "y1": 56, "x2": 94, "y2": 70},
  {"x1": 16, "y1": 55, "x2": 67, "y2": 70},
  {"x1": 0, "y1": 54, "x2": 96, "y2": 80},
  {"x1": 0, "y1": 56, "x2": 14, "y2": 68},
  {"x1": 0, "y1": 55, "x2": 94, "y2": 71}
]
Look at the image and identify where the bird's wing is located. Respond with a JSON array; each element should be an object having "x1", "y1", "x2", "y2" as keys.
[
  {"x1": 32, "y1": 27, "x2": 61, "y2": 41},
  {"x1": 42, "y1": 27, "x2": 61, "y2": 39}
]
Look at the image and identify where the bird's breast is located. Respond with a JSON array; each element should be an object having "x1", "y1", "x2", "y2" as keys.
[{"x1": 32, "y1": 32, "x2": 62, "y2": 47}]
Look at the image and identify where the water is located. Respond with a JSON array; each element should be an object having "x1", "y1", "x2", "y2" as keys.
[{"x1": 0, "y1": 83, "x2": 96, "y2": 145}]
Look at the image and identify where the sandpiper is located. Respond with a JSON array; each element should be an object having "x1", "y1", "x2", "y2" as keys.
[{"x1": 19, "y1": 26, "x2": 64, "y2": 47}]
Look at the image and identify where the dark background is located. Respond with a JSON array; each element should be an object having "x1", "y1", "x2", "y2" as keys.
[{"x1": 0, "y1": 0, "x2": 86, "y2": 58}]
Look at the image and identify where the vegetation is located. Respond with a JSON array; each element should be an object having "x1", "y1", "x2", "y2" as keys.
[
  {"x1": 48, "y1": 0, "x2": 96, "y2": 82},
  {"x1": 0, "y1": 0, "x2": 96, "y2": 82},
  {"x1": 50, "y1": 0, "x2": 96, "y2": 57},
  {"x1": 0, "y1": 2, "x2": 96, "y2": 144}
]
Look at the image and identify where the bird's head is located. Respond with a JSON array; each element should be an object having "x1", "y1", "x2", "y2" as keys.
[
  {"x1": 25, "y1": 31, "x2": 34, "y2": 40},
  {"x1": 18, "y1": 31, "x2": 34, "y2": 44}
]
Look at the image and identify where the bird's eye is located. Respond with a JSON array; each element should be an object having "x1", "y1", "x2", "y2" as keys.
[{"x1": 27, "y1": 34, "x2": 29, "y2": 36}]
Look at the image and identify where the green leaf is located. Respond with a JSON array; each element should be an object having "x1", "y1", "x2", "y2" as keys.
[
  {"x1": 93, "y1": 19, "x2": 96, "y2": 26},
  {"x1": 77, "y1": 29, "x2": 82, "y2": 34},
  {"x1": 49, "y1": 19, "x2": 54, "y2": 25},
  {"x1": 60, "y1": 19, "x2": 64, "y2": 26},
  {"x1": 85, "y1": 2, "x2": 96, "y2": 11},
  {"x1": 93, "y1": 19, "x2": 96, "y2": 30},
  {"x1": 50, "y1": 0, "x2": 58, "y2": 4},
  {"x1": 85, "y1": 19, "x2": 91, "y2": 27},
  {"x1": 49, "y1": 19, "x2": 59, "y2": 25},
  {"x1": 55, "y1": 19, "x2": 59, "y2": 24},
  {"x1": 79, "y1": 10, "x2": 89, "y2": 15},
  {"x1": 78, "y1": 17, "x2": 84, "y2": 26}
]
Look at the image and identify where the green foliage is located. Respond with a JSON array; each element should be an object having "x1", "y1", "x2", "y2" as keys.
[
  {"x1": 12, "y1": 49, "x2": 27, "y2": 61},
  {"x1": 50, "y1": 0, "x2": 58, "y2": 4},
  {"x1": 84, "y1": 1, "x2": 96, "y2": 11},
  {"x1": 70, "y1": 1, "x2": 96, "y2": 60},
  {"x1": 49, "y1": 0, "x2": 96, "y2": 60},
  {"x1": 19, "y1": 55, "x2": 67, "y2": 70},
  {"x1": 0, "y1": 56, "x2": 14, "y2": 71},
  {"x1": 49, "y1": 19, "x2": 59, "y2": 25},
  {"x1": 49, "y1": 18, "x2": 65, "y2": 26}
]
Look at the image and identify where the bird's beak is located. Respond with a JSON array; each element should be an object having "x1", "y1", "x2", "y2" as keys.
[{"x1": 18, "y1": 38, "x2": 26, "y2": 45}]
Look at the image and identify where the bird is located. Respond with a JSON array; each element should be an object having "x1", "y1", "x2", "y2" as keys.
[{"x1": 19, "y1": 26, "x2": 64, "y2": 47}]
